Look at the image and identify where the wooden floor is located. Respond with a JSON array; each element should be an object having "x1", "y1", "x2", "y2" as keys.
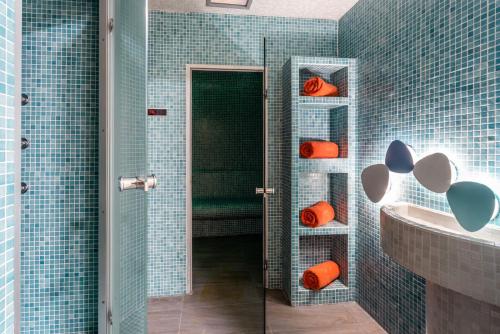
[{"x1": 148, "y1": 235, "x2": 386, "y2": 334}]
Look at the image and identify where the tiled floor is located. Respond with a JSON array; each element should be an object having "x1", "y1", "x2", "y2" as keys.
[
  {"x1": 148, "y1": 235, "x2": 386, "y2": 334},
  {"x1": 266, "y1": 291, "x2": 387, "y2": 334}
]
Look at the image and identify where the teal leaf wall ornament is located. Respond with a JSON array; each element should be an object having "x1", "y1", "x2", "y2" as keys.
[{"x1": 446, "y1": 181, "x2": 499, "y2": 232}]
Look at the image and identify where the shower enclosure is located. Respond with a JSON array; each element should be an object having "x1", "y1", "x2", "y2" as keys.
[
  {"x1": 99, "y1": 0, "x2": 150, "y2": 332},
  {"x1": 99, "y1": 0, "x2": 271, "y2": 331}
]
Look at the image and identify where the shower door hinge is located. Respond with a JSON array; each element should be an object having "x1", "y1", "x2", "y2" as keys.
[
  {"x1": 264, "y1": 260, "x2": 268, "y2": 271},
  {"x1": 107, "y1": 309, "x2": 113, "y2": 325},
  {"x1": 256, "y1": 187, "x2": 275, "y2": 197},
  {"x1": 108, "y1": 18, "x2": 114, "y2": 33},
  {"x1": 264, "y1": 89, "x2": 269, "y2": 99}
]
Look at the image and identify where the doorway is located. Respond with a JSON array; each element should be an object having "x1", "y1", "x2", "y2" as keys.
[
  {"x1": 190, "y1": 67, "x2": 265, "y2": 332},
  {"x1": 148, "y1": 65, "x2": 267, "y2": 333}
]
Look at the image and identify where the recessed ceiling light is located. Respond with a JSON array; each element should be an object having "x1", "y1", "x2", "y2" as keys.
[{"x1": 206, "y1": 0, "x2": 252, "y2": 9}]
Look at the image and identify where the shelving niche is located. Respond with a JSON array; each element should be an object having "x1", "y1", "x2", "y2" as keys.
[{"x1": 282, "y1": 57, "x2": 356, "y2": 306}]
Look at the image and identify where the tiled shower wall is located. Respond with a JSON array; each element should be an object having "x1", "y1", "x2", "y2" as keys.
[
  {"x1": 147, "y1": 12, "x2": 338, "y2": 296},
  {"x1": 340, "y1": 0, "x2": 498, "y2": 332},
  {"x1": 21, "y1": 0, "x2": 99, "y2": 332},
  {"x1": 0, "y1": 0, "x2": 17, "y2": 331}
]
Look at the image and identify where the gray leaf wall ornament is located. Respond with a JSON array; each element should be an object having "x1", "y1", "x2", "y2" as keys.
[
  {"x1": 413, "y1": 152, "x2": 456, "y2": 193},
  {"x1": 361, "y1": 164, "x2": 390, "y2": 203}
]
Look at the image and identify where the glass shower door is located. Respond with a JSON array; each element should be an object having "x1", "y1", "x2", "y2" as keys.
[
  {"x1": 259, "y1": 37, "x2": 272, "y2": 332},
  {"x1": 99, "y1": 0, "x2": 149, "y2": 333}
]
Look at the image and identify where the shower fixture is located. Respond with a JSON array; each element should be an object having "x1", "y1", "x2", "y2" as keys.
[
  {"x1": 21, "y1": 138, "x2": 30, "y2": 150},
  {"x1": 206, "y1": 0, "x2": 252, "y2": 9},
  {"x1": 21, "y1": 93, "x2": 29, "y2": 106}
]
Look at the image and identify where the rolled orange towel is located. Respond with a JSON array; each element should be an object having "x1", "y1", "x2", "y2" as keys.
[
  {"x1": 303, "y1": 260, "x2": 340, "y2": 290},
  {"x1": 303, "y1": 77, "x2": 339, "y2": 97},
  {"x1": 300, "y1": 141, "x2": 339, "y2": 159},
  {"x1": 300, "y1": 201, "x2": 335, "y2": 228}
]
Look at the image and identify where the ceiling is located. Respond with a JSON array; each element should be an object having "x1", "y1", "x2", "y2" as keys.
[{"x1": 149, "y1": 0, "x2": 360, "y2": 20}]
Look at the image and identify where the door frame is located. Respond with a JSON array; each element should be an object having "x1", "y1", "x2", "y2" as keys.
[
  {"x1": 185, "y1": 64, "x2": 268, "y2": 293},
  {"x1": 98, "y1": 0, "x2": 114, "y2": 332},
  {"x1": 14, "y1": 0, "x2": 22, "y2": 331}
]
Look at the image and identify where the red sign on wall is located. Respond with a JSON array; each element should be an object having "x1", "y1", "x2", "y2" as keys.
[{"x1": 147, "y1": 108, "x2": 167, "y2": 116}]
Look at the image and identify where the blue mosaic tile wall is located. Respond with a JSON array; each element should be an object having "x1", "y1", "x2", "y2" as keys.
[
  {"x1": 147, "y1": 12, "x2": 338, "y2": 296},
  {"x1": 21, "y1": 0, "x2": 99, "y2": 332},
  {"x1": 340, "y1": 0, "x2": 498, "y2": 332},
  {"x1": 0, "y1": 0, "x2": 17, "y2": 332}
]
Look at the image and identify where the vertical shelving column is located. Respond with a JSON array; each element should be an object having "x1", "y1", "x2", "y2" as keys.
[{"x1": 282, "y1": 57, "x2": 356, "y2": 306}]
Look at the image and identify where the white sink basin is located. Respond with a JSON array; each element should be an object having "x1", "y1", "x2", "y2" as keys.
[{"x1": 381, "y1": 202, "x2": 500, "y2": 307}]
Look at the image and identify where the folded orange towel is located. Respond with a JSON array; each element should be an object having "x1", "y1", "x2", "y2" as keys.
[
  {"x1": 303, "y1": 77, "x2": 339, "y2": 97},
  {"x1": 300, "y1": 141, "x2": 339, "y2": 159},
  {"x1": 300, "y1": 201, "x2": 335, "y2": 228},
  {"x1": 303, "y1": 260, "x2": 340, "y2": 290}
]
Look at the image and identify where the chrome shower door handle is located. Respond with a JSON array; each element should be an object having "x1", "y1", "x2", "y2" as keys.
[
  {"x1": 119, "y1": 175, "x2": 157, "y2": 192},
  {"x1": 144, "y1": 175, "x2": 157, "y2": 192},
  {"x1": 255, "y1": 187, "x2": 275, "y2": 196}
]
